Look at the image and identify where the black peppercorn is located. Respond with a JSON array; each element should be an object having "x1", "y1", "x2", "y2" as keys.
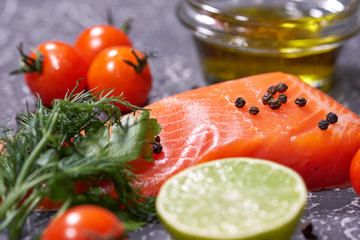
[
  {"x1": 267, "y1": 85, "x2": 277, "y2": 95},
  {"x1": 318, "y1": 120, "x2": 329, "y2": 130},
  {"x1": 326, "y1": 112, "x2": 338, "y2": 124},
  {"x1": 249, "y1": 106, "x2": 260, "y2": 115},
  {"x1": 262, "y1": 93, "x2": 274, "y2": 105},
  {"x1": 235, "y1": 97, "x2": 246, "y2": 108},
  {"x1": 269, "y1": 99, "x2": 282, "y2": 110},
  {"x1": 301, "y1": 222, "x2": 318, "y2": 240},
  {"x1": 295, "y1": 97, "x2": 307, "y2": 107},
  {"x1": 278, "y1": 94, "x2": 287, "y2": 104},
  {"x1": 152, "y1": 142, "x2": 163, "y2": 154},
  {"x1": 276, "y1": 82, "x2": 288, "y2": 93}
]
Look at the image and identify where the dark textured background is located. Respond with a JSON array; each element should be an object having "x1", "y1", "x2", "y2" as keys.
[{"x1": 0, "y1": 0, "x2": 360, "y2": 239}]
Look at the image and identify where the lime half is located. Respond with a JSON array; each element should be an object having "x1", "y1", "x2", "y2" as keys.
[{"x1": 156, "y1": 157, "x2": 307, "y2": 240}]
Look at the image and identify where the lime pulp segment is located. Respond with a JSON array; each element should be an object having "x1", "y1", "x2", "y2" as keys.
[{"x1": 156, "y1": 157, "x2": 307, "y2": 240}]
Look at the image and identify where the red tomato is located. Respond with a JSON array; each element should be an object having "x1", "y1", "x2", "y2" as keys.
[
  {"x1": 24, "y1": 41, "x2": 87, "y2": 107},
  {"x1": 35, "y1": 178, "x2": 118, "y2": 211},
  {"x1": 87, "y1": 47, "x2": 152, "y2": 112},
  {"x1": 36, "y1": 196, "x2": 63, "y2": 211},
  {"x1": 74, "y1": 178, "x2": 118, "y2": 200},
  {"x1": 350, "y1": 148, "x2": 360, "y2": 197},
  {"x1": 41, "y1": 205, "x2": 125, "y2": 240},
  {"x1": 74, "y1": 25, "x2": 132, "y2": 68}
]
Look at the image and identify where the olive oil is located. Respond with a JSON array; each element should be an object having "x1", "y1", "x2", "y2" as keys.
[
  {"x1": 195, "y1": 39, "x2": 339, "y2": 91},
  {"x1": 193, "y1": 6, "x2": 348, "y2": 91}
]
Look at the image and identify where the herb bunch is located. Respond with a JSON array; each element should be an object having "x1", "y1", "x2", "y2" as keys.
[{"x1": 0, "y1": 85, "x2": 161, "y2": 240}]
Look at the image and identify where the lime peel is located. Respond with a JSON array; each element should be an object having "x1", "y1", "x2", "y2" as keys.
[{"x1": 156, "y1": 157, "x2": 307, "y2": 240}]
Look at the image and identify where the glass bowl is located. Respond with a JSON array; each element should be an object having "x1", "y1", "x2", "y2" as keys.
[{"x1": 177, "y1": 0, "x2": 360, "y2": 91}]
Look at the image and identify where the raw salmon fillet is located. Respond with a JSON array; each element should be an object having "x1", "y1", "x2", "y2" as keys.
[{"x1": 130, "y1": 72, "x2": 360, "y2": 196}]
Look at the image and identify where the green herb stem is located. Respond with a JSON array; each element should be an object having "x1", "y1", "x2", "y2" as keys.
[
  {"x1": 7, "y1": 192, "x2": 43, "y2": 239},
  {"x1": 0, "y1": 172, "x2": 54, "y2": 228},
  {"x1": 14, "y1": 111, "x2": 59, "y2": 188}
]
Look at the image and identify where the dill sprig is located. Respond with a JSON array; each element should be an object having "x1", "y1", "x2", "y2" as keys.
[{"x1": 0, "y1": 84, "x2": 161, "y2": 240}]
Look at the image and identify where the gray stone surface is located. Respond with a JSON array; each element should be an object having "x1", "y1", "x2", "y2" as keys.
[{"x1": 0, "y1": 0, "x2": 360, "y2": 239}]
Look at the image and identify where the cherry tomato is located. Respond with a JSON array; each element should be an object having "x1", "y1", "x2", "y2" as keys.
[
  {"x1": 36, "y1": 178, "x2": 118, "y2": 211},
  {"x1": 41, "y1": 205, "x2": 125, "y2": 240},
  {"x1": 36, "y1": 196, "x2": 63, "y2": 211},
  {"x1": 74, "y1": 25, "x2": 132, "y2": 68},
  {"x1": 350, "y1": 148, "x2": 360, "y2": 197},
  {"x1": 74, "y1": 178, "x2": 119, "y2": 200},
  {"x1": 87, "y1": 47, "x2": 152, "y2": 112},
  {"x1": 23, "y1": 41, "x2": 87, "y2": 107}
]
